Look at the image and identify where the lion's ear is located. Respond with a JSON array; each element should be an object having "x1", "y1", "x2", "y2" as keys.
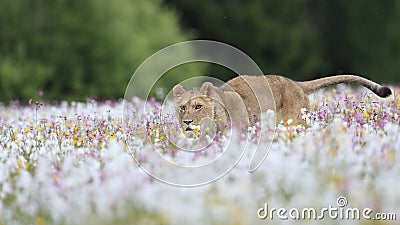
[
  {"x1": 173, "y1": 84, "x2": 186, "y2": 97},
  {"x1": 200, "y1": 82, "x2": 214, "y2": 95}
]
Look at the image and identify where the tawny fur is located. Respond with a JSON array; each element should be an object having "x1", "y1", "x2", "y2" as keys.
[{"x1": 173, "y1": 75, "x2": 392, "y2": 130}]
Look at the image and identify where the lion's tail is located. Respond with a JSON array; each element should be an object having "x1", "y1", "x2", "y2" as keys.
[{"x1": 298, "y1": 74, "x2": 392, "y2": 98}]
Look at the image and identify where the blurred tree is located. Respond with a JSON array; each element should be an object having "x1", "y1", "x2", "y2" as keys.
[
  {"x1": 0, "y1": 0, "x2": 200, "y2": 102},
  {"x1": 164, "y1": 0, "x2": 400, "y2": 83},
  {"x1": 1, "y1": 0, "x2": 398, "y2": 104},
  {"x1": 311, "y1": 0, "x2": 400, "y2": 83},
  {"x1": 163, "y1": 0, "x2": 327, "y2": 81}
]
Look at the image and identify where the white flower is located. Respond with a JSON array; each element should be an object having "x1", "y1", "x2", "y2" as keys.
[{"x1": 1, "y1": 88, "x2": 399, "y2": 225}]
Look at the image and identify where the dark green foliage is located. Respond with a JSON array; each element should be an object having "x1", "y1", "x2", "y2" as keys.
[
  {"x1": 1, "y1": 0, "x2": 399, "y2": 103},
  {"x1": 165, "y1": 0, "x2": 400, "y2": 83},
  {"x1": 0, "y1": 0, "x2": 196, "y2": 102},
  {"x1": 310, "y1": 0, "x2": 400, "y2": 83}
]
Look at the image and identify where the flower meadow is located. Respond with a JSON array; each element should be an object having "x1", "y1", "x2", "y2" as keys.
[{"x1": 0, "y1": 86, "x2": 399, "y2": 225}]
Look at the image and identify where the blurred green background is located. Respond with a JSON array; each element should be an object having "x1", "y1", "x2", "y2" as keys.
[{"x1": 1, "y1": 0, "x2": 399, "y2": 103}]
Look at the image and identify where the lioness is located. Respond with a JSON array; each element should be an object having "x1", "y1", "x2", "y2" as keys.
[{"x1": 173, "y1": 75, "x2": 392, "y2": 131}]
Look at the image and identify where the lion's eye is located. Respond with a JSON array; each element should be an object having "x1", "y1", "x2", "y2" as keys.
[
  {"x1": 195, "y1": 104, "x2": 203, "y2": 110},
  {"x1": 180, "y1": 105, "x2": 186, "y2": 111}
]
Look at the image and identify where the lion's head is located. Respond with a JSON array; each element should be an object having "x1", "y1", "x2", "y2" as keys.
[{"x1": 173, "y1": 82, "x2": 227, "y2": 133}]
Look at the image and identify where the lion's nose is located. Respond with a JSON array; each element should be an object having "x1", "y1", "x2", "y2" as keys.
[{"x1": 183, "y1": 119, "x2": 193, "y2": 125}]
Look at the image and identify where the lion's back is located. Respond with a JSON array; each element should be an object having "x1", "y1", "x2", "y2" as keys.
[{"x1": 225, "y1": 75, "x2": 308, "y2": 124}]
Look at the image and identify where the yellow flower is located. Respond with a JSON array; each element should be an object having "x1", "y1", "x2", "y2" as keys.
[
  {"x1": 35, "y1": 217, "x2": 46, "y2": 225},
  {"x1": 385, "y1": 149, "x2": 395, "y2": 164},
  {"x1": 193, "y1": 128, "x2": 201, "y2": 135},
  {"x1": 16, "y1": 159, "x2": 21, "y2": 168}
]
